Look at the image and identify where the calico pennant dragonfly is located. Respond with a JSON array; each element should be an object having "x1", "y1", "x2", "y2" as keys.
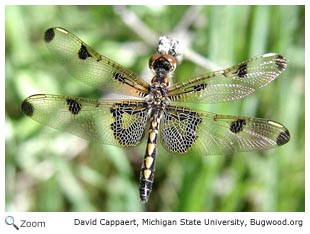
[{"x1": 21, "y1": 27, "x2": 290, "y2": 203}]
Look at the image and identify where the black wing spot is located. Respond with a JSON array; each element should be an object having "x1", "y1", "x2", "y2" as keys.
[
  {"x1": 235, "y1": 63, "x2": 248, "y2": 78},
  {"x1": 21, "y1": 100, "x2": 34, "y2": 117},
  {"x1": 230, "y1": 119, "x2": 246, "y2": 133},
  {"x1": 162, "y1": 109, "x2": 202, "y2": 153},
  {"x1": 110, "y1": 104, "x2": 147, "y2": 146},
  {"x1": 78, "y1": 45, "x2": 92, "y2": 60},
  {"x1": 44, "y1": 28, "x2": 55, "y2": 43},
  {"x1": 193, "y1": 83, "x2": 207, "y2": 92},
  {"x1": 275, "y1": 55, "x2": 287, "y2": 71},
  {"x1": 276, "y1": 129, "x2": 290, "y2": 146},
  {"x1": 66, "y1": 98, "x2": 82, "y2": 115},
  {"x1": 110, "y1": 107, "x2": 134, "y2": 145},
  {"x1": 113, "y1": 72, "x2": 126, "y2": 83}
]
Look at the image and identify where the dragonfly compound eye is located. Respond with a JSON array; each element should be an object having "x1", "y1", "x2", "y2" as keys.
[{"x1": 149, "y1": 53, "x2": 176, "y2": 73}]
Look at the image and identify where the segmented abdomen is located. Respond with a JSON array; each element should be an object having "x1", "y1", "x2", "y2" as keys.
[{"x1": 139, "y1": 109, "x2": 161, "y2": 202}]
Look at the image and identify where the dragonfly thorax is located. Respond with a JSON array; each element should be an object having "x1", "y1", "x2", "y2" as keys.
[
  {"x1": 147, "y1": 84, "x2": 168, "y2": 108},
  {"x1": 148, "y1": 53, "x2": 174, "y2": 108}
]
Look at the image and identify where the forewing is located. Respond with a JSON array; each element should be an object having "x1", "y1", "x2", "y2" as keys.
[
  {"x1": 160, "y1": 105, "x2": 290, "y2": 155},
  {"x1": 44, "y1": 27, "x2": 150, "y2": 97},
  {"x1": 21, "y1": 95, "x2": 150, "y2": 147},
  {"x1": 168, "y1": 53, "x2": 287, "y2": 103}
]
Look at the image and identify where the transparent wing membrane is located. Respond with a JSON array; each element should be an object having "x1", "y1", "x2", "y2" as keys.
[
  {"x1": 21, "y1": 94, "x2": 149, "y2": 147},
  {"x1": 168, "y1": 53, "x2": 286, "y2": 103},
  {"x1": 44, "y1": 27, "x2": 150, "y2": 97},
  {"x1": 161, "y1": 105, "x2": 290, "y2": 155}
]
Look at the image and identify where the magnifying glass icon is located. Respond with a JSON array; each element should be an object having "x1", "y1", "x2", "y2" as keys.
[{"x1": 5, "y1": 216, "x2": 19, "y2": 230}]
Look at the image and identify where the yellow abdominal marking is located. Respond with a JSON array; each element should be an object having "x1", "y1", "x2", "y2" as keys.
[
  {"x1": 145, "y1": 156, "x2": 154, "y2": 168},
  {"x1": 149, "y1": 131, "x2": 157, "y2": 142},
  {"x1": 147, "y1": 143, "x2": 156, "y2": 156},
  {"x1": 143, "y1": 169, "x2": 152, "y2": 179},
  {"x1": 151, "y1": 121, "x2": 158, "y2": 129}
]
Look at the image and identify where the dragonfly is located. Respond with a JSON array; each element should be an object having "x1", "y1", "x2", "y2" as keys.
[{"x1": 21, "y1": 27, "x2": 290, "y2": 203}]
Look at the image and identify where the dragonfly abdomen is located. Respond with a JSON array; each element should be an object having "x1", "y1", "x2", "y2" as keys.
[{"x1": 139, "y1": 109, "x2": 162, "y2": 203}]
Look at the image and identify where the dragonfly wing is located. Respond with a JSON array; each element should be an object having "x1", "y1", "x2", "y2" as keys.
[
  {"x1": 168, "y1": 53, "x2": 286, "y2": 103},
  {"x1": 44, "y1": 27, "x2": 150, "y2": 97},
  {"x1": 21, "y1": 94, "x2": 150, "y2": 147},
  {"x1": 160, "y1": 105, "x2": 290, "y2": 155}
]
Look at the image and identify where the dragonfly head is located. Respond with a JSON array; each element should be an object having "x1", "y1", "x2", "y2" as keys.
[{"x1": 149, "y1": 53, "x2": 176, "y2": 75}]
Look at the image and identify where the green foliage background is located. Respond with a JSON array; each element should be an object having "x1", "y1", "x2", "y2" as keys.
[{"x1": 5, "y1": 5, "x2": 305, "y2": 212}]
